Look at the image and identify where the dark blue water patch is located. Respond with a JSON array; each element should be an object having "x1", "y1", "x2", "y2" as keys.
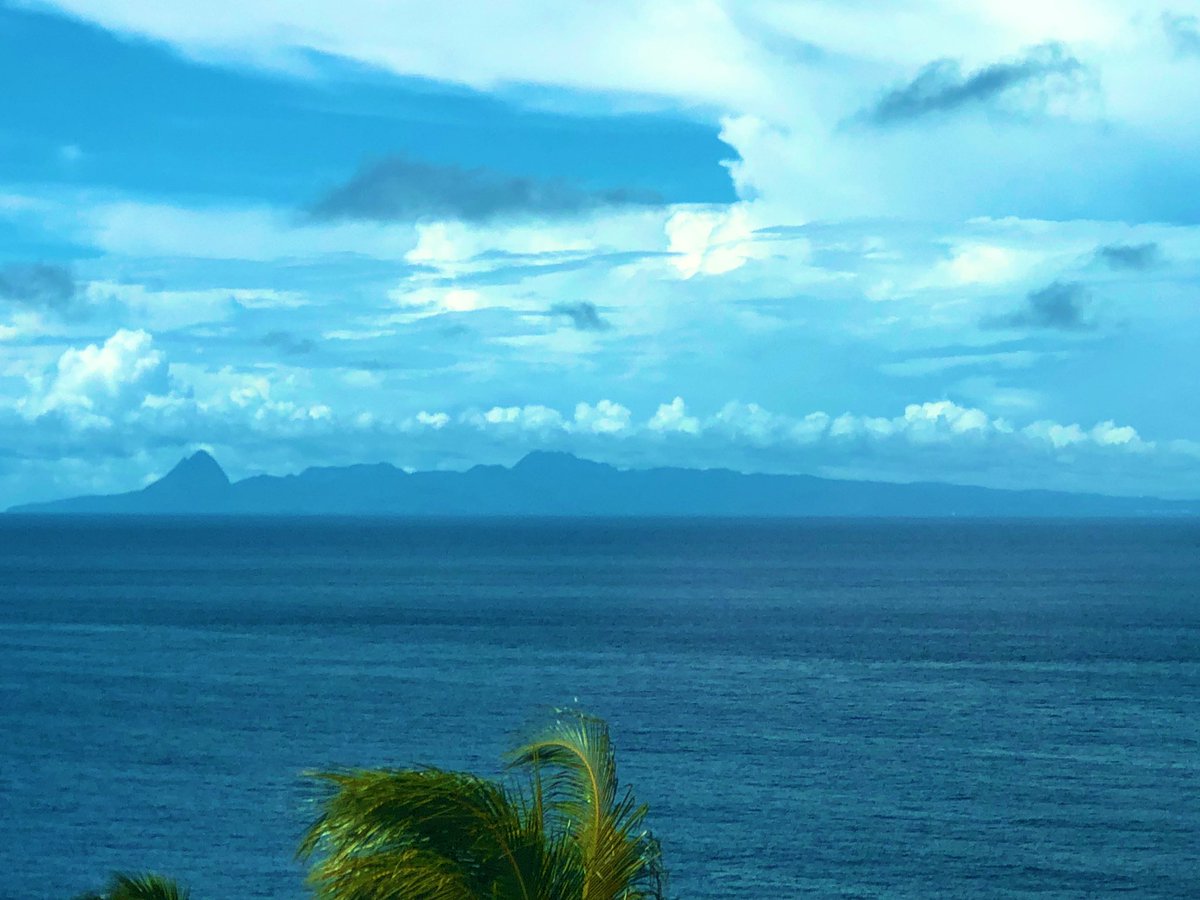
[{"x1": 1, "y1": 518, "x2": 1198, "y2": 898}]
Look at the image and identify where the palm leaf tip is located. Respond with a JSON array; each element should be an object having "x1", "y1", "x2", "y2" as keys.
[{"x1": 508, "y1": 711, "x2": 666, "y2": 900}]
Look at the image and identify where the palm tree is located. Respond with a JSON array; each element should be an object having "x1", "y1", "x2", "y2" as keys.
[
  {"x1": 75, "y1": 872, "x2": 190, "y2": 900},
  {"x1": 299, "y1": 711, "x2": 666, "y2": 900}
]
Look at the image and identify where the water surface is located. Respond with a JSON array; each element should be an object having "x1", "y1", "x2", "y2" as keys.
[{"x1": 1, "y1": 518, "x2": 1197, "y2": 898}]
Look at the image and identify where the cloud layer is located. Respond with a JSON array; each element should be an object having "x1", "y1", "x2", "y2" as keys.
[
  {"x1": 1, "y1": 2, "x2": 1199, "y2": 505},
  {"x1": 311, "y1": 157, "x2": 661, "y2": 223}
]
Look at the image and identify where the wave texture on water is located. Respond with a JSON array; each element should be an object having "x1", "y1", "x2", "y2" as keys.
[{"x1": 1, "y1": 518, "x2": 1198, "y2": 898}]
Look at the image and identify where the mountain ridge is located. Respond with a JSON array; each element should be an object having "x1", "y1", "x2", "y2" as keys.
[{"x1": 7, "y1": 451, "x2": 1197, "y2": 517}]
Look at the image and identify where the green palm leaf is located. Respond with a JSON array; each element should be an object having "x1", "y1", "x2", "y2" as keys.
[
  {"x1": 509, "y1": 712, "x2": 665, "y2": 900},
  {"x1": 300, "y1": 711, "x2": 665, "y2": 900},
  {"x1": 299, "y1": 768, "x2": 556, "y2": 899},
  {"x1": 75, "y1": 872, "x2": 190, "y2": 900}
]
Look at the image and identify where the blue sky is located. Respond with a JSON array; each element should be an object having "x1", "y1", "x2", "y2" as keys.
[{"x1": 2, "y1": 0, "x2": 1199, "y2": 506}]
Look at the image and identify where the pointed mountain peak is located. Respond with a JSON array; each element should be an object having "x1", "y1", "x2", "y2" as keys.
[{"x1": 153, "y1": 450, "x2": 230, "y2": 492}]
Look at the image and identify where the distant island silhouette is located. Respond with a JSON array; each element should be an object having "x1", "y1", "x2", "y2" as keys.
[{"x1": 6, "y1": 450, "x2": 1196, "y2": 517}]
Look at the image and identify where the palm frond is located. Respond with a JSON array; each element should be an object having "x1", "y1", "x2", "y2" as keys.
[
  {"x1": 301, "y1": 846, "x2": 477, "y2": 900},
  {"x1": 77, "y1": 872, "x2": 190, "y2": 900},
  {"x1": 299, "y1": 711, "x2": 666, "y2": 900},
  {"x1": 509, "y1": 712, "x2": 665, "y2": 900},
  {"x1": 300, "y1": 767, "x2": 548, "y2": 899}
]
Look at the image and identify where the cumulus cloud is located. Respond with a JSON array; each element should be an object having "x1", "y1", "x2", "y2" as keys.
[
  {"x1": 361, "y1": 397, "x2": 1157, "y2": 470},
  {"x1": 0, "y1": 263, "x2": 77, "y2": 313},
  {"x1": 860, "y1": 43, "x2": 1085, "y2": 126},
  {"x1": 648, "y1": 397, "x2": 700, "y2": 435},
  {"x1": 311, "y1": 156, "x2": 660, "y2": 224},
  {"x1": 571, "y1": 399, "x2": 632, "y2": 435},
  {"x1": 23, "y1": 329, "x2": 172, "y2": 426},
  {"x1": 548, "y1": 301, "x2": 611, "y2": 331},
  {"x1": 714, "y1": 403, "x2": 830, "y2": 446},
  {"x1": 986, "y1": 281, "x2": 1093, "y2": 331},
  {"x1": 414, "y1": 410, "x2": 449, "y2": 429},
  {"x1": 1090, "y1": 420, "x2": 1141, "y2": 447},
  {"x1": 897, "y1": 400, "x2": 994, "y2": 438},
  {"x1": 1096, "y1": 242, "x2": 1161, "y2": 270},
  {"x1": 464, "y1": 404, "x2": 565, "y2": 433}
]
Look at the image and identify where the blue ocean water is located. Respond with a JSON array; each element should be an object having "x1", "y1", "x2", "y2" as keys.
[{"x1": 1, "y1": 517, "x2": 1197, "y2": 899}]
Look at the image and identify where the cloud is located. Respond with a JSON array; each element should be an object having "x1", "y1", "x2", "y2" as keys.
[
  {"x1": 261, "y1": 330, "x2": 316, "y2": 355},
  {"x1": 665, "y1": 204, "x2": 759, "y2": 278},
  {"x1": 5, "y1": 371, "x2": 1195, "y2": 504},
  {"x1": 0, "y1": 263, "x2": 76, "y2": 312},
  {"x1": 77, "y1": 199, "x2": 425, "y2": 262},
  {"x1": 549, "y1": 301, "x2": 610, "y2": 331},
  {"x1": 879, "y1": 349, "x2": 1046, "y2": 377},
  {"x1": 1162, "y1": 12, "x2": 1200, "y2": 57},
  {"x1": 21, "y1": 1, "x2": 764, "y2": 110},
  {"x1": 464, "y1": 404, "x2": 564, "y2": 433},
  {"x1": 311, "y1": 156, "x2": 660, "y2": 224},
  {"x1": 986, "y1": 280, "x2": 1093, "y2": 331},
  {"x1": 648, "y1": 396, "x2": 700, "y2": 435},
  {"x1": 860, "y1": 43, "x2": 1085, "y2": 126},
  {"x1": 571, "y1": 399, "x2": 632, "y2": 435},
  {"x1": 23, "y1": 329, "x2": 174, "y2": 426},
  {"x1": 1096, "y1": 242, "x2": 1161, "y2": 270}
]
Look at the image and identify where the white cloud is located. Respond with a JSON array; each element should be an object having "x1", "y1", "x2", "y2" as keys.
[
  {"x1": 0, "y1": 311, "x2": 52, "y2": 343},
  {"x1": 648, "y1": 396, "x2": 700, "y2": 434},
  {"x1": 1090, "y1": 419, "x2": 1143, "y2": 447},
  {"x1": 665, "y1": 204, "x2": 759, "y2": 278},
  {"x1": 25, "y1": 0, "x2": 1200, "y2": 232},
  {"x1": 934, "y1": 244, "x2": 1023, "y2": 286},
  {"x1": 22, "y1": 329, "x2": 172, "y2": 425},
  {"x1": 571, "y1": 399, "x2": 632, "y2": 435},
  {"x1": 4, "y1": 5, "x2": 1200, "y2": 504},
  {"x1": 415, "y1": 410, "x2": 450, "y2": 429},
  {"x1": 1023, "y1": 420, "x2": 1087, "y2": 448},
  {"x1": 464, "y1": 404, "x2": 565, "y2": 433},
  {"x1": 902, "y1": 399, "x2": 992, "y2": 436},
  {"x1": 443, "y1": 289, "x2": 481, "y2": 313},
  {"x1": 404, "y1": 220, "x2": 596, "y2": 269},
  {"x1": 29, "y1": 1, "x2": 769, "y2": 108}
]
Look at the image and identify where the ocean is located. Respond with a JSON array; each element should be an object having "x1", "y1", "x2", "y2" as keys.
[{"x1": 1, "y1": 517, "x2": 1197, "y2": 898}]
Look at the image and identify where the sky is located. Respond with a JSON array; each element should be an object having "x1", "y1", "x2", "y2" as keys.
[{"x1": 2, "y1": 0, "x2": 1200, "y2": 506}]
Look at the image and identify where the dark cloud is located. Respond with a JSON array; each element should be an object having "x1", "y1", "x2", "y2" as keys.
[
  {"x1": 310, "y1": 157, "x2": 661, "y2": 223},
  {"x1": 0, "y1": 263, "x2": 76, "y2": 312},
  {"x1": 986, "y1": 281, "x2": 1093, "y2": 331},
  {"x1": 861, "y1": 43, "x2": 1084, "y2": 126},
  {"x1": 260, "y1": 330, "x2": 316, "y2": 355},
  {"x1": 1097, "y1": 242, "x2": 1161, "y2": 271},
  {"x1": 549, "y1": 301, "x2": 611, "y2": 331},
  {"x1": 1162, "y1": 12, "x2": 1200, "y2": 56}
]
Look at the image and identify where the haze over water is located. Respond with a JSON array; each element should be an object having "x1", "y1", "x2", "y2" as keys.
[{"x1": 2, "y1": 517, "x2": 1198, "y2": 898}]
